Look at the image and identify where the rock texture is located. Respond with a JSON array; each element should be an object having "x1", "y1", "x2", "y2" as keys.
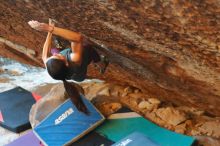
[{"x1": 0, "y1": 1, "x2": 220, "y2": 116}]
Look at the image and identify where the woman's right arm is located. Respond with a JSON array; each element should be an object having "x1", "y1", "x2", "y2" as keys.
[
  {"x1": 28, "y1": 20, "x2": 82, "y2": 43},
  {"x1": 52, "y1": 27, "x2": 82, "y2": 43}
]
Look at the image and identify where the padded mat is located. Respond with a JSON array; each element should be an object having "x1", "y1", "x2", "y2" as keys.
[
  {"x1": 96, "y1": 108, "x2": 195, "y2": 146},
  {"x1": 70, "y1": 132, "x2": 114, "y2": 146},
  {"x1": 6, "y1": 131, "x2": 42, "y2": 146},
  {"x1": 112, "y1": 132, "x2": 160, "y2": 146},
  {"x1": 0, "y1": 87, "x2": 40, "y2": 133},
  {"x1": 34, "y1": 95, "x2": 105, "y2": 146}
]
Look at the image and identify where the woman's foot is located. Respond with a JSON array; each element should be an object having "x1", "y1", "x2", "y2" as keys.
[{"x1": 94, "y1": 55, "x2": 109, "y2": 74}]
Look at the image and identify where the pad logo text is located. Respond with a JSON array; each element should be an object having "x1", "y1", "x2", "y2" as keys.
[
  {"x1": 115, "y1": 139, "x2": 132, "y2": 146},
  {"x1": 55, "y1": 108, "x2": 74, "y2": 125}
]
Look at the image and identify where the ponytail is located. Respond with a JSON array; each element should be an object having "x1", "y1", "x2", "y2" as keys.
[
  {"x1": 62, "y1": 80, "x2": 89, "y2": 114},
  {"x1": 46, "y1": 53, "x2": 88, "y2": 114}
]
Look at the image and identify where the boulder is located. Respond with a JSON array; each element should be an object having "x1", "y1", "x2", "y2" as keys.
[
  {"x1": 196, "y1": 120, "x2": 220, "y2": 138},
  {"x1": 91, "y1": 95, "x2": 122, "y2": 117},
  {"x1": 148, "y1": 98, "x2": 161, "y2": 105},
  {"x1": 195, "y1": 136, "x2": 220, "y2": 146},
  {"x1": 174, "y1": 123, "x2": 187, "y2": 134},
  {"x1": 80, "y1": 82, "x2": 110, "y2": 100},
  {"x1": 138, "y1": 101, "x2": 154, "y2": 111},
  {"x1": 155, "y1": 107, "x2": 188, "y2": 126}
]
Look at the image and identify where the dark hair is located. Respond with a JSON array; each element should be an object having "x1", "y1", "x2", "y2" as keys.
[
  {"x1": 46, "y1": 58, "x2": 89, "y2": 114},
  {"x1": 46, "y1": 58, "x2": 67, "y2": 80}
]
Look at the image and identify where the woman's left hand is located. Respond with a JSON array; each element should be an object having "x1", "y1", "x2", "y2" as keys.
[{"x1": 28, "y1": 20, "x2": 53, "y2": 32}]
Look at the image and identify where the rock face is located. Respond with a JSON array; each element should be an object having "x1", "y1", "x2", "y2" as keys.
[{"x1": 0, "y1": 1, "x2": 220, "y2": 116}]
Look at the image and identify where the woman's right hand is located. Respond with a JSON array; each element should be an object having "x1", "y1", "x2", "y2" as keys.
[{"x1": 28, "y1": 20, "x2": 54, "y2": 32}]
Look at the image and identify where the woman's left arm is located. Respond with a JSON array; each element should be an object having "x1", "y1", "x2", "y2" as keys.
[
  {"x1": 42, "y1": 32, "x2": 52, "y2": 63},
  {"x1": 41, "y1": 19, "x2": 54, "y2": 64}
]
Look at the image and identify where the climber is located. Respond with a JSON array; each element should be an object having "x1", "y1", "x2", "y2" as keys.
[{"x1": 28, "y1": 20, "x2": 109, "y2": 114}]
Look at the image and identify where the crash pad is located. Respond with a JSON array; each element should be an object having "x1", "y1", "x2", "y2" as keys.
[
  {"x1": 6, "y1": 131, "x2": 42, "y2": 146},
  {"x1": 96, "y1": 108, "x2": 195, "y2": 146},
  {"x1": 70, "y1": 132, "x2": 114, "y2": 146},
  {"x1": 112, "y1": 132, "x2": 160, "y2": 146},
  {"x1": 0, "y1": 87, "x2": 41, "y2": 133},
  {"x1": 34, "y1": 95, "x2": 105, "y2": 146}
]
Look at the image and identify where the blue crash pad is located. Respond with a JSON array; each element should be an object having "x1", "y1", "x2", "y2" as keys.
[
  {"x1": 112, "y1": 132, "x2": 160, "y2": 146},
  {"x1": 34, "y1": 95, "x2": 105, "y2": 146}
]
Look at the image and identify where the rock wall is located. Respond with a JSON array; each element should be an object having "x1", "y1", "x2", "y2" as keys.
[{"x1": 0, "y1": 0, "x2": 220, "y2": 116}]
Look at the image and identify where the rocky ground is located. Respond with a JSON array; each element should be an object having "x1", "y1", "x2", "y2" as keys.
[
  {"x1": 0, "y1": 56, "x2": 220, "y2": 146},
  {"x1": 81, "y1": 82, "x2": 220, "y2": 146}
]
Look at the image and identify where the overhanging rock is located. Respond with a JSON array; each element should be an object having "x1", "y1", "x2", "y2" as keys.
[{"x1": 0, "y1": 1, "x2": 220, "y2": 116}]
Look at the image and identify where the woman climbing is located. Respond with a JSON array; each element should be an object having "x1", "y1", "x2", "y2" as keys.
[{"x1": 28, "y1": 20, "x2": 108, "y2": 114}]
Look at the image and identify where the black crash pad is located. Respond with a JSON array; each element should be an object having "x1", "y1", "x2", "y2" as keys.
[{"x1": 70, "y1": 132, "x2": 114, "y2": 146}]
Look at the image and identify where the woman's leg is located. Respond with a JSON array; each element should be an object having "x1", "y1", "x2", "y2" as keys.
[
  {"x1": 89, "y1": 47, "x2": 109, "y2": 74},
  {"x1": 90, "y1": 47, "x2": 101, "y2": 63}
]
